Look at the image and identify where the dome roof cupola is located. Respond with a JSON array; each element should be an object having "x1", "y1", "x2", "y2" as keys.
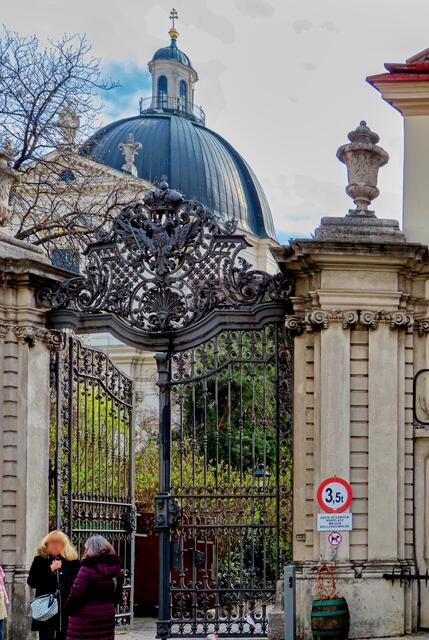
[
  {"x1": 152, "y1": 22, "x2": 192, "y2": 69},
  {"x1": 143, "y1": 9, "x2": 202, "y2": 124},
  {"x1": 82, "y1": 9, "x2": 277, "y2": 243}
]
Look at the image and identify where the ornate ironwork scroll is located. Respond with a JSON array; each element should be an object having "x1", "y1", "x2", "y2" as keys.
[
  {"x1": 50, "y1": 336, "x2": 136, "y2": 626},
  {"x1": 42, "y1": 180, "x2": 292, "y2": 351},
  {"x1": 158, "y1": 324, "x2": 293, "y2": 638}
]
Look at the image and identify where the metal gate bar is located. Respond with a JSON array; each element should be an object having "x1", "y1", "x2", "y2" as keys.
[
  {"x1": 50, "y1": 335, "x2": 136, "y2": 626},
  {"x1": 155, "y1": 323, "x2": 293, "y2": 638}
]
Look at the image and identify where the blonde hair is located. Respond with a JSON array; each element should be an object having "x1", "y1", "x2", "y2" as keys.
[{"x1": 38, "y1": 530, "x2": 78, "y2": 561}]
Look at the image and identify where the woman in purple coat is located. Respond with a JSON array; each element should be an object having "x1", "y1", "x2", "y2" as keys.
[{"x1": 66, "y1": 536, "x2": 123, "y2": 640}]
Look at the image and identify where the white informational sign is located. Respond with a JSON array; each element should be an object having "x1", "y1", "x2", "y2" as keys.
[{"x1": 317, "y1": 513, "x2": 353, "y2": 532}]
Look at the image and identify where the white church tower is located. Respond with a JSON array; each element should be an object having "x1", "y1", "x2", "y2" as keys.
[{"x1": 147, "y1": 8, "x2": 199, "y2": 119}]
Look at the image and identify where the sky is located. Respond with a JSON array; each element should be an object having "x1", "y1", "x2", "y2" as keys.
[{"x1": 2, "y1": 0, "x2": 428, "y2": 243}]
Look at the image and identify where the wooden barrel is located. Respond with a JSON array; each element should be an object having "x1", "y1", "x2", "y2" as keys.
[{"x1": 311, "y1": 598, "x2": 350, "y2": 640}]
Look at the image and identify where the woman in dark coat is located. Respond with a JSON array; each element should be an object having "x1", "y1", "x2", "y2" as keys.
[
  {"x1": 27, "y1": 530, "x2": 80, "y2": 640},
  {"x1": 66, "y1": 535, "x2": 123, "y2": 640}
]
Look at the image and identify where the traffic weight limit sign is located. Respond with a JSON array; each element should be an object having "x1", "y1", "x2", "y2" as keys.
[{"x1": 317, "y1": 477, "x2": 352, "y2": 513}]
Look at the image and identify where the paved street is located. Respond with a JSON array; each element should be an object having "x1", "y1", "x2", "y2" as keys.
[
  {"x1": 117, "y1": 618, "x2": 156, "y2": 639},
  {"x1": 116, "y1": 623, "x2": 429, "y2": 640}
]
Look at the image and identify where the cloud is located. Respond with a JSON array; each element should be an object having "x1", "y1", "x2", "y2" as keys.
[
  {"x1": 197, "y1": 60, "x2": 228, "y2": 120},
  {"x1": 300, "y1": 61, "x2": 317, "y2": 71},
  {"x1": 234, "y1": 0, "x2": 274, "y2": 18},
  {"x1": 324, "y1": 21, "x2": 341, "y2": 33},
  {"x1": 265, "y1": 173, "x2": 349, "y2": 238},
  {"x1": 101, "y1": 62, "x2": 152, "y2": 121},
  {"x1": 275, "y1": 229, "x2": 308, "y2": 244},
  {"x1": 292, "y1": 19, "x2": 340, "y2": 35},
  {"x1": 180, "y1": 0, "x2": 236, "y2": 44}
]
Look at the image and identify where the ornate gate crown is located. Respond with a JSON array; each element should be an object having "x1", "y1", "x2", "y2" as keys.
[{"x1": 42, "y1": 180, "x2": 292, "y2": 351}]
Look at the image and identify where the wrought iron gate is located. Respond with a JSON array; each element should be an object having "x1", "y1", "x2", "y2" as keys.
[
  {"x1": 155, "y1": 323, "x2": 293, "y2": 637},
  {"x1": 50, "y1": 335, "x2": 136, "y2": 626},
  {"x1": 42, "y1": 179, "x2": 294, "y2": 639}
]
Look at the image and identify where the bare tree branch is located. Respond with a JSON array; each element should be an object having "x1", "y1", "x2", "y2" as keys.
[{"x1": 0, "y1": 26, "x2": 144, "y2": 254}]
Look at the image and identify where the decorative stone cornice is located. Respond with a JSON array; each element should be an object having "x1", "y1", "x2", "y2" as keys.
[
  {"x1": 0, "y1": 323, "x2": 65, "y2": 350},
  {"x1": 284, "y1": 316, "x2": 306, "y2": 334},
  {"x1": 305, "y1": 309, "x2": 361, "y2": 330},
  {"x1": 134, "y1": 390, "x2": 145, "y2": 403},
  {"x1": 359, "y1": 310, "x2": 379, "y2": 329},
  {"x1": 383, "y1": 310, "x2": 413, "y2": 330},
  {"x1": 305, "y1": 309, "x2": 330, "y2": 330},
  {"x1": 416, "y1": 318, "x2": 429, "y2": 336},
  {"x1": 286, "y1": 310, "x2": 414, "y2": 333},
  {"x1": 44, "y1": 330, "x2": 67, "y2": 352}
]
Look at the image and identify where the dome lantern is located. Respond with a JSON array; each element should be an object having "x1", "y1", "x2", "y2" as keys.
[{"x1": 141, "y1": 9, "x2": 204, "y2": 125}]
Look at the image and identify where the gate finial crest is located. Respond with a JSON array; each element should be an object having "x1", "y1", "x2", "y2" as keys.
[{"x1": 41, "y1": 181, "x2": 292, "y2": 346}]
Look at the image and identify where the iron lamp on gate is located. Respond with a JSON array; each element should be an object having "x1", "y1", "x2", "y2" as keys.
[{"x1": 255, "y1": 463, "x2": 270, "y2": 491}]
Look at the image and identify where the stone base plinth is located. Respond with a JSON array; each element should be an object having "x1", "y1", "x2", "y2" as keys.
[
  {"x1": 314, "y1": 213, "x2": 406, "y2": 243},
  {"x1": 270, "y1": 566, "x2": 415, "y2": 640},
  {"x1": 268, "y1": 606, "x2": 285, "y2": 640}
]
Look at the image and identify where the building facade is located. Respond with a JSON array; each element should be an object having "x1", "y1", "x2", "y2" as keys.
[{"x1": 4, "y1": 20, "x2": 429, "y2": 640}]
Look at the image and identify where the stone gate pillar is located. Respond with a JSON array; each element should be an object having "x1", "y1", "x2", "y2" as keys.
[
  {"x1": 274, "y1": 122, "x2": 429, "y2": 638},
  {"x1": 0, "y1": 148, "x2": 65, "y2": 638}
]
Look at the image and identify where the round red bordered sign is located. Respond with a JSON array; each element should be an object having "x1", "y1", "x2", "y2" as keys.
[
  {"x1": 317, "y1": 477, "x2": 352, "y2": 513},
  {"x1": 328, "y1": 531, "x2": 343, "y2": 547}
]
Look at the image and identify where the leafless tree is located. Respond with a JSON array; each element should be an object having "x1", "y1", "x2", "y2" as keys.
[{"x1": 0, "y1": 26, "x2": 144, "y2": 254}]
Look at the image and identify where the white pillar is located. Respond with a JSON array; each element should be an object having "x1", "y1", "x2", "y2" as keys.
[
  {"x1": 403, "y1": 116, "x2": 429, "y2": 243},
  {"x1": 0, "y1": 325, "x2": 57, "y2": 638},
  {"x1": 367, "y1": 324, "x2": 399, "y2": 561},
  {"x1": 319, "y1": 323, "x2": 351, "y2": 561}
]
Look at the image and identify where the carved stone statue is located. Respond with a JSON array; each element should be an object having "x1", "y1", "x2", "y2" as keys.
[
  {"x1": 118, "y1": 133, "x2": 143, "y2": 178},
  {"x1": 57, "y1": 105, "x2": 80, "y2": 145},
  {"x1": 0, "y1": 142, "x2": 19, "y2": 226},
  {"x1": 337, "y1": 120, "x2": 389, "y2": 215}
]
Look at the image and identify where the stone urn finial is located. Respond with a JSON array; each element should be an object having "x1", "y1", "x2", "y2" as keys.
[
  {"x1": 0, "y1": 142, "x2": 19, "y2": 227},
  {"x1": 337, "y1": 121, "x2": 389, "y2": 216}
]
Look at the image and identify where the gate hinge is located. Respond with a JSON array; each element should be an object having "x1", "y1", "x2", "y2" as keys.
[{"x1": 154, "y1": 493, "x2": 180, "y2": 530}]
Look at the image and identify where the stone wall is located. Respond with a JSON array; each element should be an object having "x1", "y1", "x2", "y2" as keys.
[
  {"x1": 274, "y1": 235, "x2": 429, "y2": 638},
  {"x1": 0, "y1": 232, "x2": 65, "y2": 639}
]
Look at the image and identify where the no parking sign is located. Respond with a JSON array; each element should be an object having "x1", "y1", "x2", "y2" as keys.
[{"x1": 327, "y1": 531, "x2": 343, "y2": 546}]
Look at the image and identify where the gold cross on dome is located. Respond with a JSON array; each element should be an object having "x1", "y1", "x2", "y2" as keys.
[{"x1": 169, "y1": 8, "x2": 179, "y2": 28}]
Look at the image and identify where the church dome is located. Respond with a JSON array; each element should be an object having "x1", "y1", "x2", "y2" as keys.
[
  {"x1": 152, "y1": 40, "x2": 192, "y2": 68},
  {"x1": 82, "y1": 113, "x2": 277, "y2": 241},
  {"x1": 82, "y1": 12, "x2": 277, "y2": 242}
]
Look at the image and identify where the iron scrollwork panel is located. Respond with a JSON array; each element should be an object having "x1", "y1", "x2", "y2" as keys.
[
  {"x1": 41, "y1": 180, "x2": 292, "y2": 350},
  {"x1": 163, "y1": 323, "x2": 293, "y2": 638},
  {"x1": 50, "y1": 336, "x2": 136, "y2": 626}
]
